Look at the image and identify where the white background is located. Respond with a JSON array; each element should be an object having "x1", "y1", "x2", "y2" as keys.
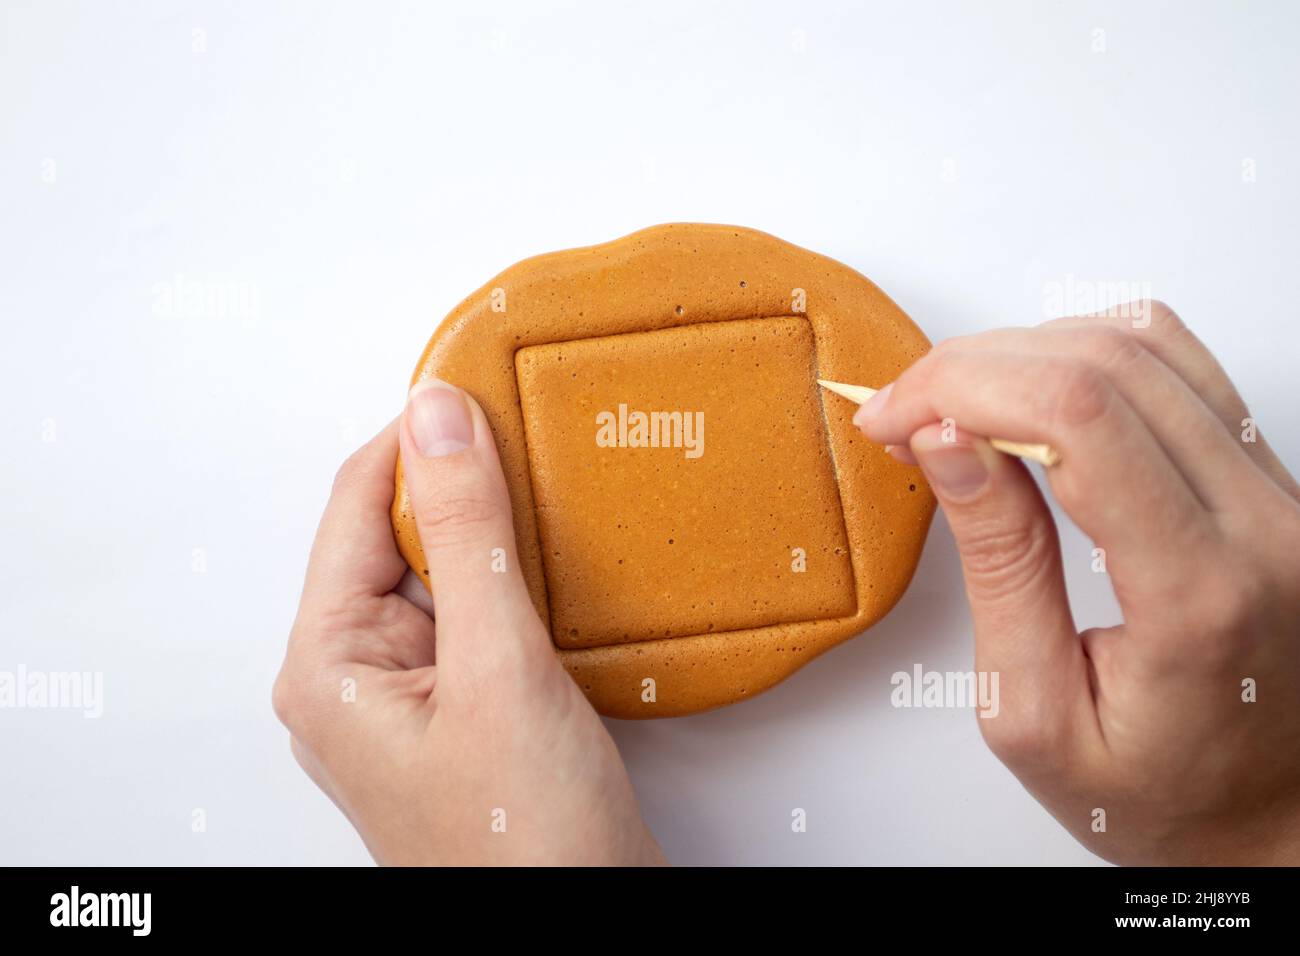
[{"x1": 2, "y1": 0, "x2": 1297, "y2": 865}]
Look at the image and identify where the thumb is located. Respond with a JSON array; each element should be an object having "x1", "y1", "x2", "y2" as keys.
[
  {"x1": 908, "y1": 423, "x2": 1086, "y2": 744},
  {"x1": 398, "y1": 379, "x2": 545, "y2": 659}
]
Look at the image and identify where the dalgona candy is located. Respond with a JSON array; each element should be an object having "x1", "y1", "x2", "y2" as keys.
[{"x1": 392, "y1": 223, "x2": 935, "y2": 718}]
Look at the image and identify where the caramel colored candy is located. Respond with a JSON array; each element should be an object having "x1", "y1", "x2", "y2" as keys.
[{"x1": 392, "y1": 224, "x2": 935, "y2": 718}]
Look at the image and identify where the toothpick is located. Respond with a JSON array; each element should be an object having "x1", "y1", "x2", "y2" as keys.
[{"x1": 817, "y1": 379, "x2": 1062, "y2": 467}]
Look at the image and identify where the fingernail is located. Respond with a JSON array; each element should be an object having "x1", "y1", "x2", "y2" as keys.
[
  {"x1": 407, "y1": 380, "x2": 473, "y2": 457},
  {"x1": 915, "y1": 443, "x2": 989, "y2": 499},
  {"x1": 886, "y1": 443, "x2": 919, "y2": 466},
  {"x1": 852, "y1": 382, "x2": 893, "y2": 429}
]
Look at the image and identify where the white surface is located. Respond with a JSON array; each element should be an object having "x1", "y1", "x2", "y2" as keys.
[{"x1": 2, "y1": 0, "x2": 1297, "y2": 866}]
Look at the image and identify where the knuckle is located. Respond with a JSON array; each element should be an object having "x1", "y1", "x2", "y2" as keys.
[
  {"x1": 1078, "y1": 325, "x2": 1148, "y2": 371},
  {"x1": 979, "y1": 717, "x2": 1036, "y2": 764},
  {"x1": 289, "y1": 736, "x2": 310, "y2": 770},
  {"x1": 1192, "y1": 566, "x2": 1265, "y2": 647},
  {"x1": 271, "y1": 670, "x2": 300, "y2": 731},
  {"x1": 979, "y1": 709, "x2": 1064, "y2": 771},
  {"x1": 415, "y1": 491, "x2": 503, "y2": 550},
  {"x1": 1045, "y1": 361, "x2": 1113, "y2": 429},
  {"x1": 958, "y1": 515, "x2": 1060, "y2": 603},
  {"x1": 892, "y1": 355, "x2": 931, "y2": 399},
  {"x1": 908, "y1": 345, "x2": 955, "y2": 392},
  {"x1": 1144, "y1": 299, "x2": 1186, "y2": 335},
  {"x1": 272, "y1": 663, "x2": 340, "y2": 748},
  {"x1": 331, "y1": 452, "x2": 368, "y2": 493}
]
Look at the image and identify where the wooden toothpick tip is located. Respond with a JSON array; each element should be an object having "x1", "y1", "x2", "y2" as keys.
[
  {"x1": 817, "y1": 378, "x2": 1062, "y2": 467},
  {"x1": 987, "y1": 439, "x2": 1062, "y2": 468},
  {"x1": 817, "y1": 379, "x2": 878, "y2": 404}
]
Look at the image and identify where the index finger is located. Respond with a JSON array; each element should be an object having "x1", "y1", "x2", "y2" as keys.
[
  {"x1": 301, "y1": 418, "x2": 407, "y2": 604},
  {"x1": 862, "y1": 348, "x2": 1216, "y2": 606}
]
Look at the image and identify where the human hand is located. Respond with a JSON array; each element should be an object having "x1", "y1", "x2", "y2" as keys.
[
  {"x1": 857, "y1": 301, "x2": 1300, "y2": 865},
  {"x1": 273, "y1": 381, "x2": 665, "y2": 865}
]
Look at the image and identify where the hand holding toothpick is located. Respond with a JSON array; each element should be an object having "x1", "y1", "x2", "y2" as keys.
[
  {"x1": 826, "y1": 303, "x2": 1300, "y2": 867},
  {"x1": 818, "y1": 379, "x2": 1062, "y2": 467}
]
